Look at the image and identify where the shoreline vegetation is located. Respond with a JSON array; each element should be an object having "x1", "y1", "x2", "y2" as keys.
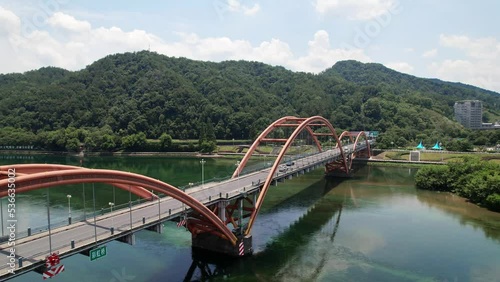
[
  {"x1": 415, "y1": 157, "x2": 500, "y2": 212},
  {"x1": 2, "y1": 147, "x2": 499, "y2": 212},
  {"x1": 1, "y1": 147, "x2": 500, "y2": 160}
]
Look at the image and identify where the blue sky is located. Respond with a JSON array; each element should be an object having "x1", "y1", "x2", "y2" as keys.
[{"x1": 0, "y1": 0, "x2": 499, "y2": 92}]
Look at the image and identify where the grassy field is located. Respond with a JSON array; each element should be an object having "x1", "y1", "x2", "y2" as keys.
[
  {"x1": 218, "y1": 144, "x2": 500, "y2": 164},
  {"x1": 217, "y1": 145, "x2": 275, "y2": 153},
  {"x1": 380, "y1": 150, "x2": 500, "y2": 163},
  {"x1": 217, "y1": 144, "x2": 318, "y2": 155}
]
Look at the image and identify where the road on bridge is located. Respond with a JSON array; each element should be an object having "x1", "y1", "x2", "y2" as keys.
[{"x1": 0, "y1": 143, "x2": 367, "y2": 279}]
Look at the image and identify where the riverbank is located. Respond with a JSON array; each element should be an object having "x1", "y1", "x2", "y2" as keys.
[
  {"x1": 2, "y1": 148, "x2": 499, "y2": 164},
  {"x1": 0, "y1": 150, "x2": 224, "y2": 158},
  {"x1": 415, "y1": 158, "x2": 500, "y2": 212},
  {"x1": 364, "y1": 159, "x2": 445, "y2": 167}
]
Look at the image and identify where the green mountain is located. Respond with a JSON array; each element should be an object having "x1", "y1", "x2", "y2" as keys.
[
  {"x1": 0, "y1": 51, "x2": 499, "y2": 151},
  {"x1": 324, "y1": 60, "x2": 499, "y2": 112}
]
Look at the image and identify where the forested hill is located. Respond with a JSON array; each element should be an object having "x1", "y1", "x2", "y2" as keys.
[
  {"x1": 324, "y1": 60, "x2": 499, "y2": 108},
  {"x1": 0, "y1": 51, "x2": 499, "y2": 151}
]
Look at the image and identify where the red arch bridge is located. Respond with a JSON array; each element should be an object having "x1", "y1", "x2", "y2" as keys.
[{"x1": 0, "y1": 116, "x2": 374, "y2": 280}]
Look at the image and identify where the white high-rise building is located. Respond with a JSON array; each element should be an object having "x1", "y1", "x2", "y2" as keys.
[{"x1": 454, "y1": 100, "x2": 483, "y2": 129}]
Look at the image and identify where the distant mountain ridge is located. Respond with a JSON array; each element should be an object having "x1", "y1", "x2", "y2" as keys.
[
  {"x1": 0, "y1": 51, "x2": 499, "y2": 151},
  {"x1": 324, "y1": 60, "x2": 499, "y2": 98}
]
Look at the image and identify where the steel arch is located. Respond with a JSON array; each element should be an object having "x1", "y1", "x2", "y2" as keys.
[
  {"x1": 337, "y1": 131, "x2": 355, "y2": 147},
  {"x1": 0, "y1": 169, "x2": 237, "y2": 244},
  {"x1": 243, "y1": 116, "x2": 347, "y2": 235},
  {"x1": 335, "y1": 131, "x2": 372, "y2": 170},
  {"x1": 0, "y1": 164, "x2": 157, "y2": 200},
  {"x1": 351, "y1": 131, "x2": 371, "y2": 158},
  {"x1": 232, "y1": 116, "x2": 325, "y2": 178}
]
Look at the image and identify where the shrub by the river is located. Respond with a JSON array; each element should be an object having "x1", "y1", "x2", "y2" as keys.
[
  {"x1": 485, "y1": 194, "x2": 500, "y2": 212},
  {"x1": 414, "y1": 165, "x2": 451, "y2": 191},
  {"x1": 415, "y1": 157, "x2": 500, "y2": 211}
]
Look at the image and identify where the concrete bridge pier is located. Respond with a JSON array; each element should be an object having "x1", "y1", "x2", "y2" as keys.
[
  {"x1": 116, "y1": 233, "x2": 136, "y2": 245},
  {"x1": 191, "y1": 233, "x2": 253, "y2": 257},
  {"x1": 146, "y1": 223, "x2": 164, "y2": 234}
]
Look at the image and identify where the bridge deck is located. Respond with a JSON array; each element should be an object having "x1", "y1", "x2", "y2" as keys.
[{"x1": 0, "y1": 142, "x2": 371, "y2": 279}]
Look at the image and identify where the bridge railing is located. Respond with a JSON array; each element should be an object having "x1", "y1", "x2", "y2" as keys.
[
  {"x1": 188, "y1": 151, "x2": 344, "y2": 204},
  {"x1": 3, "y1": 147, "x2": 367, "y2": 273},
  {"x1": 7, "y1": 149, "x2": 355, "y2": 243},
  {"x1": 4, "y1": 198, "x2": 192, "y2": 272},
  {"x1": 8, "y1": 197, "x2": 155, "y2": 242}
]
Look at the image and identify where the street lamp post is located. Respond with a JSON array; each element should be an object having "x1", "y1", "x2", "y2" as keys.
[
  {"x1": 439, "y1": 143, "x2": 443, "y2": 161},
  {"x1": 108, "y1": 202, "x2": 115, "y2": 229},
  {"x1": 0, "y1": 199, "x2": 3, "y2": 236},
  {"x1": 67, "y1": 194, "x2": 72, "y2": 225},
  {"x1": 235, "y1": 160, "x2": 242, "y2": 228},
  {"x1": 235, "y1": 160, "x2": 241, "y2": 188},
  {"x1": 200, "y1": 159, "x2": 206, "y2": 188}
]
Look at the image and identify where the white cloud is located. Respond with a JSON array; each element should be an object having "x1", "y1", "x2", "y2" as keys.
[
  {"x1": 252, "y1": 39, "x2": 294, "y2": 64},
  {"x1": 227, "y1": 0, "x2": 241, "y2": 11},
  {"x1": 440, "y1": 34, "x2": 499, "y2": 60},
  {"x1": 162, "y1": 30, "x2": 369, "y2": 73},
  {"x1": 422, "y1": 48, "x2": 437, "y2": 58},
  {"x1": 0, "y1": 6, "x2": 20, "y2": 36},
  {"x1": 243, "y1": 4, "x2": 261, "y2": 15},
  {"x1": 47, "y1": 12, "x2": 91, "y2": 33},
  {"x1": 290, "y1": 30, "x2": 370, "y2": 72},
  {"x1": 224, "y1": 0, "x2": 260, "y2": 16},
  {"x1": 5, "y1": 8, "x2": 498, "y2": 94},
  {"x1": 2, "y1": 9, "x2": 163, "y2": 73},
  {"x1": 428, "y1": 34, "x2": 500, "y2": 92},
  {"x1": 386, "y1": 62, "x2": 414, "y2": 74},
  {"x1": 0, "y1": 8, "x2": 370, "y2": 76},
  {"x1": 314, "y1": 0, "x2": 400, "y2": 20}
]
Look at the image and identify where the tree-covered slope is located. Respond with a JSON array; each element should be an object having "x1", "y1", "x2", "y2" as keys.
[
  {"x1": 324, "y1": 60, "x2": 499, "y2": 116},
  {"x1": 0, "y1": 51, "x2": 499, "y2": 151}
]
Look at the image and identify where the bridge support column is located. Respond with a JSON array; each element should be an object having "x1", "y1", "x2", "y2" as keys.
[
  {"x1": 192, "y1": 233, "x2": 253, "y2": 257},
  {"x1": 146, "y1": 223, "x2": 164, "y2": 234},
  {"x1": 116, "y1": 233, "x2": 135, "y2": 245},
  {"x1": 217, "y1": 201, "x2": 228, "y2": 223}
]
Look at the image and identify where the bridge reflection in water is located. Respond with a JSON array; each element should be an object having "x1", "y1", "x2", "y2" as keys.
[
  {"x1": 183, "y1": 177, "x2": 345, "y2": 281},
  {"x1": 0, "y1": 116, "x2": 374, "y2": 280}
]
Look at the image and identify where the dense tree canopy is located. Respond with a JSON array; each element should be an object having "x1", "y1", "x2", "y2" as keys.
[
  {"x1": 0, "y1": 51, "x2": 499, "y2": 151},
  {"x1": 415, "y1": 158, "x2": 500, "y2": 211}
]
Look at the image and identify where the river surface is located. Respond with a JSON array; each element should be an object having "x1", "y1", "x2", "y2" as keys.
[{"x1": 1, "y1": 155, "x2": 500, "y2": 282}]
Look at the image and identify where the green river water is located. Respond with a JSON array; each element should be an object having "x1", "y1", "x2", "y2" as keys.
[{"x1": 1, "y1": 154, "x2": 499, "y2": 282}]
